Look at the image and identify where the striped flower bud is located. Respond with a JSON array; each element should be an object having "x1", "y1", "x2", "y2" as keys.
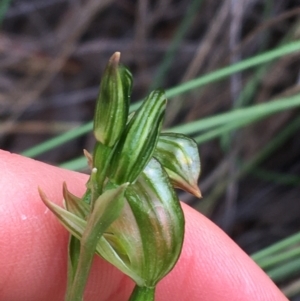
[
  {"x1": 154, "y1": 133, "x2": 201, "y2": 197},
  {"x1": 109, "y1": 89, "x2": 167, "y2": 185},
  {"x1": 93, "y1": 52, "x2": 132, "y2": 147}
]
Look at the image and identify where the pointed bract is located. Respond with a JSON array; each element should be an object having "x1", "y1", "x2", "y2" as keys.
[{"x1": 83, "y1": 149, "x2": 93, "y2": 170}]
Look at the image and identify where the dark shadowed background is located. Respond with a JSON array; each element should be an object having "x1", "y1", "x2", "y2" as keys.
[{"x1": 1, "y1": 0, "x2": 300, "y2": 299}]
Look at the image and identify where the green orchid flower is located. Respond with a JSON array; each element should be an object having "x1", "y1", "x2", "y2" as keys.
[{"x1": 39, "y1": 52, "x2": 201, "y2": 301}]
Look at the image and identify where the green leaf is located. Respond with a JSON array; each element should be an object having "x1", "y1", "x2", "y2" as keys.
[
  {"x1": 154, "y1": 133, "x2": 201, "y2": 197},
  {"x1": 93, "y1": 52, "x2": 132, "y2": 147},
  {"x1": 109, "y1": 89, "x2": 167, "y2": 184}
]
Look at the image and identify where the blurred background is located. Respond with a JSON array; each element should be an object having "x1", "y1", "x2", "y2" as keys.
[{"x1": 1, "y1": 0, "x2": 300, "y2": 299}]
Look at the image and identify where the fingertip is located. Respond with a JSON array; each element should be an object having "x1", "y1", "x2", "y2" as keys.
[
  {"x1": 0, "y1": 151, "x2": 288, "y2": 301},
  {"x1": 156, "y1": 203, "x2": 288, "y2": 301},
  {"x1": 0, "y1": 151, "x2": 86, "y2": 300},
  {"x1": 0, "y1": 151, "x2": 133, "y2": 301}
]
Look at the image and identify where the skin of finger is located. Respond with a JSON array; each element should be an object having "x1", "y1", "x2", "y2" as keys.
[{"x1": 0, "y1": 150, "x2": 288, "y2": 301}]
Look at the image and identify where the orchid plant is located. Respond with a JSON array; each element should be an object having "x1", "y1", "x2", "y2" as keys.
[{"x1": 39, "y1": 52, "x2": 201, "y2": 301}]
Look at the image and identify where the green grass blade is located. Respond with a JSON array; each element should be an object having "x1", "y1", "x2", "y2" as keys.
[
  {"x1": 170, "y1": 93, "x2": 300, "y2": 135},
  {"x1": 21, "y1": 122, "x2": 93, "y2": 157},
  {"x1": 21, "y1": 41, "x2": 300, "y2": 158},
  {"x1": 0, "y1": 0, "x2": 11, "y2": 25},
  {"x1": 166, "y1": 41, "x2": 300, "y2": 98},
  {"x1": 59, "y1": 96, "x2": 300, "y2": 171},
  {"x1": 258, "y1": 248, "x2": 300, "y2": 270},
  {"x1": 21, "y1": 102, "x2": 141, "y2": 158},
  {"x1": 267, "y1": 258, "x2": 300, "y2": 282},
  {"x1": 251, "y1": 231, "x2": 300, "y2": 262}
]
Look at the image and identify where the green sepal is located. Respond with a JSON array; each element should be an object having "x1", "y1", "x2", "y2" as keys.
[
  {"x1": 109, "y1": 89, "x2": 167, "y2": 185},
  {"x1": 40, "y1": 183, "x2": 130, "y2": 294},
  {"x1": 69, "y1": 184, "x2": 128, "y2": 301},
  {"x1": 39, "y1": 188, "x2": 87, "y2": 239},
  {"x1": 39, "y1": 183, "x2": 128, "y2": 246},
  {"x1": 100, "y1": 158, "x2": 184, "y2": 287},
  {"x1": 125, "y1": 158, "x2": 184, "y2": 286},
  {"x1": 39, "y1": 186, "x2": 144, "y2": 286},
  {"x1": 93, "y1": 52, "x2": 132, "y2": 147},
  {"x1": 154, "y1": 133, "x2": 201, "y2": 198},
  {"x1": 82, "y1": 183, "x2": 128, "y2": 247},
  {"x1": 63, "y1": 182, "x2": 89, "y2": 218}
]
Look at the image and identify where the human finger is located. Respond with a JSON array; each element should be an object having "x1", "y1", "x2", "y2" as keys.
[{"x1": 0, "y1": 150, "x2": 287, "y2": 301}]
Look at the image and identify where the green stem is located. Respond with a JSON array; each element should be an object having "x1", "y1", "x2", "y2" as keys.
[
  {"x1": 128, "y1": 285, "x2": 155, "y2": 301},
  {"x1": 92, "y1": 142, "x2": 113, "y2": 198}
]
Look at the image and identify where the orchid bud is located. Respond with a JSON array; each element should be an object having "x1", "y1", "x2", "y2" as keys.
[
  {"x1": 109, "y1": 89, "x2": 167, "y2": 185},
  {"x1": 154, "y1": 133, "x2": 201, "y2": 197},
  {"x1": 92, "y1": 52, "x2": 133, "y2": 194},
  {"x1": 93, "y1": 52, "x2": 132, "y2": 147}
]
